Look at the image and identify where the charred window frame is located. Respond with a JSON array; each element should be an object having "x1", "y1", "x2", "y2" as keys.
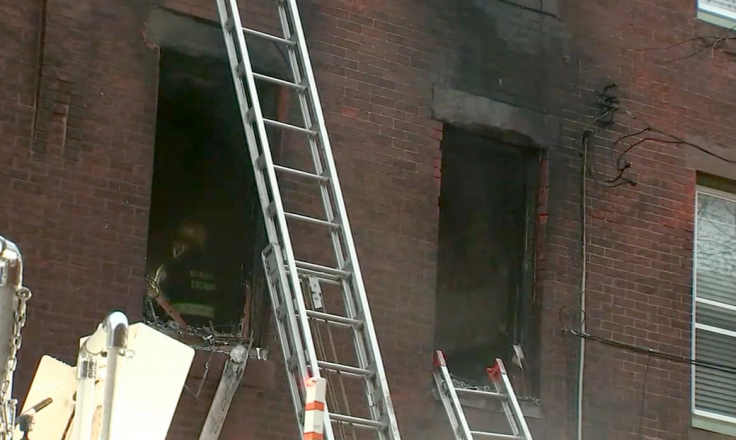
[
  {"x1": 434, "y1": 126, "x2": 543, "y2": 398},
  {"x1": 144, "y1": 46, "x2": 281, "y2": 346}
]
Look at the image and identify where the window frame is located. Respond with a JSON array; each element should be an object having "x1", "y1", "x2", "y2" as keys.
[
  {"x1": 697, "y1": 0, "x2": 736, "y2": 29},
  {"x1": 692, "y1": 185, "x2": 736, "y2": 435}
]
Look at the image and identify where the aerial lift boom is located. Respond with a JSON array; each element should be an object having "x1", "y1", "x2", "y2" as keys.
[{"x1": 0, "y1": 236, "x2": 31, "y2": 440}]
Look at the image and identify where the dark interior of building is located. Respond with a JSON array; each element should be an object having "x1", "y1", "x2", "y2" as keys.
[
  {"x1": 145, "y1": 48, "x2": 278, "y2": 338},
  {"x1": 435, "y1": 126, "x2": 539, "y2": 391}
]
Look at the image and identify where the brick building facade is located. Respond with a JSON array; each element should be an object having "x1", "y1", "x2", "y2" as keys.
[{"x1": 3, "y1": 0, "x2": 736, "y2": 439}]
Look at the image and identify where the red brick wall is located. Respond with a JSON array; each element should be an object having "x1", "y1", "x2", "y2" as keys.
[
  {"x1": 4, "y1": 0, "x2": 736, "y2": 439},
  {"x1": 1, "y1": 0, "x2": 159, "y2": 394}
]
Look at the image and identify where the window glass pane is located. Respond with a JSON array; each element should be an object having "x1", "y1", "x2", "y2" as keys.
[
  {"x1": 699, "y1": 0, "x2": 736, "y2": 18},
  {"x1": 696, "y1": 300, "x2": 736, "y2": 333},
  {"x1": 696, "y1": 270, "x2": 736, "y2": 309},
  {"x1": 695, "y1": 189, "x2": 736, "y2": 422},
  {"x1": 694, "y1": 328, "x2": 736, "y2": 418},
  {"x1": 696, "y1": 193, "x2": 736, "y2": 306},
  {"x1": 700, "y1": 0, "x2": 736, "y2": 12},
  {"x1": 698, "y1": 193, "x2": 736, "y2": 225}
]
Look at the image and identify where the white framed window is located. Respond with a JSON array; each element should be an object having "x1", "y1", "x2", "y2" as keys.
[
  {"x1": 693, "y1": 185, "x2": 736, "y2": 435},
  {"x1": 697, "y1": 0, "x2": 736, "y2": 29}
]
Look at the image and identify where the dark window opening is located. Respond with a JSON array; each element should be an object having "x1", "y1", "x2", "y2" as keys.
[
  {"x1": 435, "y1": 126, "x2": 541, "y2": 398},
  {"x1": 144, "y1": 48, "x2": 279, "y2": 345}
]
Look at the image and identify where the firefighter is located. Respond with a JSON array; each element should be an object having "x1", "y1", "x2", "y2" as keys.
[{"x1": 149, "y1": 219, "x2": 223, "y2": 328}]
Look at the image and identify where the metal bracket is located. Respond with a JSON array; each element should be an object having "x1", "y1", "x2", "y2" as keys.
[{"x1": 306, "y1": 277, "x2": 323, "y2": 310}]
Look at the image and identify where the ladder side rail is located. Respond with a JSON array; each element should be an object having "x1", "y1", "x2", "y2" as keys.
[
  {"x1": 215, "y1": 1, "x2": 336, "y2": 439},
  {"x1": 217, "y1": 0, "x2": 320, "y2": 381},
  {"x1": 279, "y1": 0, "x2": 378, "y2": 334},
  {"x1": 272, "y1": 0, "x2": 370, "y2": 368},
  {"x1": 492, "y1": 360, "x2": 533, "y2": 440},
  {"x1": 498, "y1": 397, "x2": 521, "y2": 439},
  {"x1": 276, "y1": 2, "x2": 400, "y2": 435},
  {"x1": 269, "y1": 4, "x2": 373, "y2": 409},
  {"x1": 262, "y1": 246, "x2": 310, "y2": 435},
  {"x1": 432, "y1": 371, "x2": 468, "y2": 440},
  {"x1": 489, "y1": 363, "x2": 520, "y2": 438},
  {"x1": 433, "y1": 351, "x2": 473, "y2": 440},
  {"x1": 273, "y1": 4, "x2": 352, "y2": 310},
  {"x1": 278, "y1": 2, "x2": 367, "y2": 340}
]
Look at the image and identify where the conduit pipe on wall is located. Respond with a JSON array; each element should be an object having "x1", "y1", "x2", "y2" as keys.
[{"x1": 578, "y1": 135, "x2": 590, "y2": 440}]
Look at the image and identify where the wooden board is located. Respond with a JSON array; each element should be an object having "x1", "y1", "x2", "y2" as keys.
[{"x1": 14, "y1": 356, "x2": 77, "y2": 440}]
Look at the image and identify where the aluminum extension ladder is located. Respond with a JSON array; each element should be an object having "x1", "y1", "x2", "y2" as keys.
[
  {"x1": 214, "y1": 1, "x2": 401, "y2": 440},
  {"x1": 432, "y1": 350, "x2": 533, "y2": 440}
]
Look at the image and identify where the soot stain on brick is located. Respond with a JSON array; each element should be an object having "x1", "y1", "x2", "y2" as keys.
[
  {"x1": 429, "y1": 0, "x2": 574, "y2": 117},
  {"x1": 145, "y1": 6, "x2": 286, "y2": 78}
]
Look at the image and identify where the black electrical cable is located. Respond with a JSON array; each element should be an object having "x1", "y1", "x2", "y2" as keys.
[
  {"x1": 582, "y1": 125, "x2": 636, "y2": 188},
  {"x1": 582, "y1": 106, "x2": 736, "y2": 192},
  {"x1": 611, "y1": 126, "x2": 736, "y2": 169},
  {"x1": 563, "y1": 328, "x2": 736, "y2": 375}
]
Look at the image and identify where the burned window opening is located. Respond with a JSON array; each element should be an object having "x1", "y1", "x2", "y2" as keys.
[
  {"x1": 144, "y1": 48, "x2": 280, "y2": 347},
  {"x1": 435, "y1": 126, "x2": 541, "y2": 398}
]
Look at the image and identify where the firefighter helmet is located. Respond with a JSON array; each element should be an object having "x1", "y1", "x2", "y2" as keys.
[{"x1": 175, "y1": 219, "x2": 208, "y2": 249}]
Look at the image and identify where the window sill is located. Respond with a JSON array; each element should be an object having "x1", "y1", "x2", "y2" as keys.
[
  {"x1": 692, "y1": 413, "x2": 736, "y2": 438},
  {"x1": 697, "y1": 9, "x2": 736, "y2": 30},
  {"x1": 431, "y1": 388, "x2": 543, "y2": 419}
]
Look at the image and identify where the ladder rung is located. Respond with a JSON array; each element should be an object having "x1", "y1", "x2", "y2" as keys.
[
  {"x1": 241, "y1": 26, "x2": 296, "y2": 46},
  {"x1": 263, "y1": 118, "x2": 318, "y2": 136},
  {"x1": 330, "y1": 413, "x2": 386, "y2": 430},
  {"x1": 455, "y1": 387, "x2": 505, "y2": 399},
  {"x1": 295, "y1": 260, "x2": 350, "y2": 279},
  {"x1": 284, "y1": 266, "x2": 341, "y2": 285},
  {"x1": 318, "y1": 360, "x2": 374, "y2": 378},
  {"x1": 306, "y1": 310, "x2": 363, "y2": 328},
  {"x1": 284, "y1": 212, "x2": 340, "y2": 229},
  {"x1": 253, "y1": 72, "x2": 306, "y2": 91},
  {"x1": 273, "y1": 164, "x2": 329, "y2": 182},
  {"x1": 470, "y1": 431, "x2": 523, "y2": 440}
]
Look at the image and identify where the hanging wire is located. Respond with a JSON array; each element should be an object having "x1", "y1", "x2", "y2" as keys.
[{"x1": 562, "y1": 326, "x2": 736, "y2": 375}]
